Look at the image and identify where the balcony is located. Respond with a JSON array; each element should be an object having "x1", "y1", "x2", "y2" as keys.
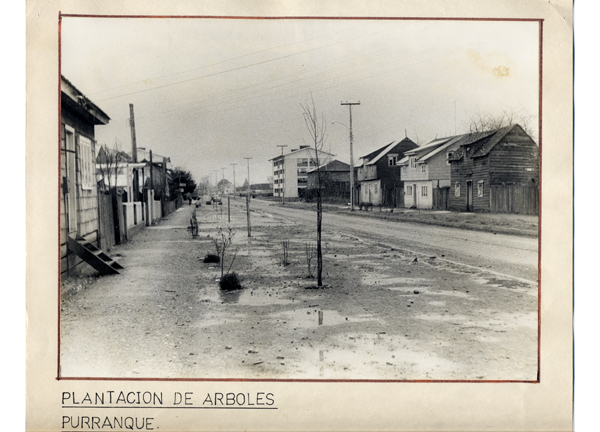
[{"x1": 357, "y1": 165, "x2": 377, "y2": 181}]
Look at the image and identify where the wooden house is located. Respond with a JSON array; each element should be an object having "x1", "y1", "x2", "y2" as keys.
[
  {"x1": 357, "y1": 137, "x2": 418, "y2": 207},
  {"x1": 306, "y1": 159, "x2": 352, "y2": 201},
  {"x1": 61, "y1": 75, "x2": 116, "y2": 276},
  {"x1": 447, "y1": 124, "x2": 539, "y2": 214},
  {"x1": 398, "y1": 136, "x2": 464, "y2": 210}
]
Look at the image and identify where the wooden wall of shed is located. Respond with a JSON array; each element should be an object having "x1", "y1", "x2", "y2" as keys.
[
  {"x1": 449, "y1": 128, "x2": 539, "y2": 213},
  {"x1": 448, "y1": 156, "x2": 491, "y2": 212},
  {"x1": 488, "y1": 130, "x2": 539, "y2": 186},
  {"x1": 60, "y1": 105, "x2": 101, "y2": 276},
  {"x1": 490, "y1": 185, "x2": 539, "y2": 215}
]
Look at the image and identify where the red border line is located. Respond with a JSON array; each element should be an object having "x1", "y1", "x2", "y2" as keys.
[
  {"x1": 57, "y1": 14, "x2": 544, "y2": 384},
  {"x1": 537, "y1": 19, "x2": 543, "y2": 383},
  {"x1": 59, "y1": 14, "x2": 543, "y2": 22},
  {"x1": 57, "y1": 11, "x2": 63, "y2": 381},
  {"x1": 59, "y1": 377, "x2": 538, "y2": 384}
]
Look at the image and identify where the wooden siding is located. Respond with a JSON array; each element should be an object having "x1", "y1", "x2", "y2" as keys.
[
  {"x1": 427, "y1": 149, "x2": 454, "y2": 183},
  {"x1": 449, "y1": 126, "x2": 539, "y2": 213},
  {"x1": 402, "y1": 157, "x2": 429, "y2": 182},
  {"x1": 488, "y1": 132, "x2": 539, "y2": 186},
  {"x1": 432, "y1": 187, "x2": 450, "y2": 210},
  {"x1": 490, "y1": 185, "x2": 539, "y2": 215},
  {"x1": 60, "y1": 104, "x2": 101, "y2": 275},
  {"x1": 449, "y1": 156, "x2": 491, "y2": 212},
  {"x1": 358, "y1": 139, "x2": 417, "y2": 207}
]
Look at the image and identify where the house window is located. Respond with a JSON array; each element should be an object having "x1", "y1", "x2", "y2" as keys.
[
  {"x1": 446, "y1": 152, "x2": 453, "y2": 165},
  {"x1": 421, "y1": 185, "x2": 428, "y2": 197},
  {"x1": 410, "y1": 158, "x2": 417, "y2": 169},
  {"x1": 478, "y1": 180, "x2": 484, "y2": 197},
  {"x1": 79, "y1": 136, "x2": 94, "y2": 190},
  {"x1": 406, "y1": 185, "x2": 412, "y2": 196},
  {"x1": 421, "y1": 164, "x2": 426, "y2": 173},
  {"x1": 388, "y1": 155, "x2": 398, "y2": 166},
  {"x1": 455, "y1": 182, "x2": 460, "y2": 197}
]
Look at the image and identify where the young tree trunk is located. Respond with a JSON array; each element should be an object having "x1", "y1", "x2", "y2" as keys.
[
  {"x1": 301, "y1": 94, "x2": 327, "y2": 287},
  {"x1": 316, "y1": 184, "x2": 323, "y2": 286}
]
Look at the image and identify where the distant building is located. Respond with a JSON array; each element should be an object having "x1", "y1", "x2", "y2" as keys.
[
  {"x1": 447, "y1": 124, "x2": 539, "y2": 214},
  {"x1": 269, "y1": 145, "x2": 334, "y2": 199},
  {"x1": 357, "y1": 137, "x2": 418, "y2": 207},
  {"x1": 306, "y1": 159, "x2": 353, "y2": 201},
  {"x1": 398, "y1": 135, "x2": 463, "y2": 210}
]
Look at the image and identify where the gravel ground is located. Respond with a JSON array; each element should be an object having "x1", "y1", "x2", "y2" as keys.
[{"x1": 60, "y1": 199, "x2": 538, "y2": 381}]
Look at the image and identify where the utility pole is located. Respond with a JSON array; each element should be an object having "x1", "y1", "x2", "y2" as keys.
[
  {"x1": 276, "y1": 145, "x2": 288, "y2": 205},
  {"x1": 231, "y1": 163, "x2": 237, "y2": 197},
  {"x1": 149, "y1": 150, "x2": 153, "y2": 191},
  {"x1": 162, "y1": 157, "x2": 167, "y2": 213},
  {"x1": 149, "y1": 150, "x2": 154, "y2": 225},
  {"x1": 454, "y1": 100, "x2": 457, "y2": 135},
  {"x1": 244, "y1": 157, "x2": 252, "y2": 237},
  {"x1": 129, "y1": 104, "x2": 139, "y2": 202},
  {"x1": 341, "y1": 101, "x2": 360, "y2": 211},
  {"x1": 220, "y1": 167, "x2": 226, "y2": 195}
]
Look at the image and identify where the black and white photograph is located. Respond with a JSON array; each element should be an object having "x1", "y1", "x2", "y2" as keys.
[{"x1": 58, "y1": 15, "x2": 541, "y2": 382}]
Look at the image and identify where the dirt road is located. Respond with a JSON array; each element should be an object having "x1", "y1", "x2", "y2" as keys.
[
  {"x1": 252, "y1": 199, "x2": 538, "y2": 282},
  {"x1": 60, "y1": 198, "x2": 538, "y2": 381}
]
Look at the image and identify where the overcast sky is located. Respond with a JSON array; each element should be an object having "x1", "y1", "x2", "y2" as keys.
[{"x1": 62, "y1": 17, "x2": 539, "y2": 186}]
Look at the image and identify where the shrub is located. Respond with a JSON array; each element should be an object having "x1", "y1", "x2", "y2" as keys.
[
  {"x1": 219, "y1": 272, "x2": 242, "y2": 291},
  {"x1": 203, "y1": 254, "x2": 220, "y2": 263}
]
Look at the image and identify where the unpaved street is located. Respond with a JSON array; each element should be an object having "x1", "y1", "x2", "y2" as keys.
[
  {"x1": 252, "y1": 200, "x2": 538, "y2": 282},
  {"x1": 60, "y1": 199, "x2": 538, "y2": 381}
]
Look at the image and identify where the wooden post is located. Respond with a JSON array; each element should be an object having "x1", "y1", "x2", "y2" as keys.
[
  {"x1": 227, "y1": 197, "x2": 230, "y2": 223},
  {"x1": 318, "y1": 310, "x2": 323, "y2": 325},
  {"x1": 246, "y1": 194, "x2": 251, "y2": 237},
  {"x1": 244, "y1": 157, "x2": 252, "y2": 237}
]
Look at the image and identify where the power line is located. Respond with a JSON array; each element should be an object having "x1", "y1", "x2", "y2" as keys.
[
  {"x1": 96, "y1": 28, "x2": 393, "y2": 103},
  {"x1": 88, "y1": 23, "x2": 366, "y2": 97}
]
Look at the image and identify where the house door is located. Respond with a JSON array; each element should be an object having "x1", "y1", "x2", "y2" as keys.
[
  {"x1": 413, "y1": 184, "x2": 417, "y2": 208},
  {"x1": 466, "y1": 181, "x2": 473, "y2": 211}
]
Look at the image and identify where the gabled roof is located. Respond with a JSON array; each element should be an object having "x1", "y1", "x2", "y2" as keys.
[
  {"x1": 418, "y1": 135, "x2": 464, "y2": 163},
  {"x1": 360, "y1": 141, "x2": 395, "y2": 162},
  {"x1": 307, "y1": 159, "x2": 350, "y2": 173},
  {"x1": 61, "y1": 75, "x2": 110, "y2": 125},
  {"x1": 268, "y1": 146, "x2": 334, "y2": 162},
  {"x1": 362, "y1": 137, "x2": 418, "y2": 166},
  {"x1": 447, "y1": 125, "x2": 517, "y2": 162},
  {"x1": 404, "y1": 137, "x2": 453, "y2": 156}
]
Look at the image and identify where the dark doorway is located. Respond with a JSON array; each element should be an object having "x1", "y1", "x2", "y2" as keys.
[{"x1": 466, "y1": 181, "x2": 473, "y2": 211}]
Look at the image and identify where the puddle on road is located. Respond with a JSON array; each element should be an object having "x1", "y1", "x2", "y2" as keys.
[
  {"x1": 198, "y1": 287, "x2": 294, "y2": 306},
  {"x1": 289, "y1": 332, "x2": 458, "y2": 379},
  {"x1": 269, "y1": 308, "x2": 379, "y2": 329}
]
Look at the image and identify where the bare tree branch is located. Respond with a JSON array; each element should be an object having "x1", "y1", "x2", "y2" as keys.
[{"x1": 301, "y1": 93, "x2": 327, "y2": 287}]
